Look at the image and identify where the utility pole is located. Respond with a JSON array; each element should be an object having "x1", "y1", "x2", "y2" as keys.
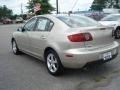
[
  {"x1": 56, "y1": 0, "x2": 59, "y2": 14},
  {"x1": 21, "y1": 3, "x2": 23, "y2": 18}
]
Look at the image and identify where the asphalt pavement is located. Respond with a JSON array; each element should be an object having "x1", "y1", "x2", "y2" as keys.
[{"x1": 0, "y1": 24, "x2": 120, "y2": 90}]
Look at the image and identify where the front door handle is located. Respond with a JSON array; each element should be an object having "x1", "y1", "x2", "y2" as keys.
[{"x1": 41, "y1": 35, "x2": 46, "y2": 39}]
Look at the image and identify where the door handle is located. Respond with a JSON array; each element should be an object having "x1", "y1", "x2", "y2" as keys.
[{"x1": 41, "y1": 35, "x2": 46, "y2": 39}]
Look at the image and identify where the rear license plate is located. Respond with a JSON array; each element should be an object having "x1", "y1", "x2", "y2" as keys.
[{"x1": 103, "y1": 52, "x2": 112, "y2": 60}]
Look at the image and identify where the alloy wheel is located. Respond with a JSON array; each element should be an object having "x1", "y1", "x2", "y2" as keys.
[
  {"x1": 47, "y1": 53, "x2": 58, "y2": 73},
  {"x1": 12, "y1": 41, "x2": 17, "y2": 53}
]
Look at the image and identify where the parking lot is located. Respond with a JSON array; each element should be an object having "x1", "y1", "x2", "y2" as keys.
[{"x1": 0, "y1": 24, "x2": 120, "y2": 90}]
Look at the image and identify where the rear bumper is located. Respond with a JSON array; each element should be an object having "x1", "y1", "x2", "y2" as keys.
[
  {"x1": 60, "y1": 41, "x2": 119, "y2": 68},
  {"x1": 85, "y1": 53, "x2": 118, "y2": 66}
]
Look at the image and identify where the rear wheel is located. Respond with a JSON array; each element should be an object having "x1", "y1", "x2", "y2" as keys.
[
  {"x1": 12, "y1": 40, "x2": 21, "y2": 55},
  {"x1": 114, "y1": 28, "x2": 120, "y2": 39},
  {"x1": 45, "y1": 50, "x2": 64, "y2": 76}
]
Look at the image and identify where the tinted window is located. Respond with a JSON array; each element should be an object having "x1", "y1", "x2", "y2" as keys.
[
  {"x1": 101, "y1": 15, "x2": 120, "y2": 21},
  {"x1": 57, "y1": 16, "x2": 99, "y2": 28},
  {"x1": 36, "y1": 18, "x2": 54, "y2": 31},
  {"x1": 24, "y1": 18, "x2": 37, "y2": 31}
]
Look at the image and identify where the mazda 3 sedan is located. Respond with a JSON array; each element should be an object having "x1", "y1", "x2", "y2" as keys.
[{"x1": 11, "y1": 14, "x2": 119, "y2": 75}]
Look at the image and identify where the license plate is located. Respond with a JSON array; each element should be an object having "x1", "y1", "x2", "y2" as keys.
[{"x1": 103, "y1": 52, "x2": 112, "y2": 60}]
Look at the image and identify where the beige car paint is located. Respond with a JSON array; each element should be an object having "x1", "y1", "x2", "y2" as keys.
[{"x1": 12, "y1": 15, "x2": 119, "y2": 68}]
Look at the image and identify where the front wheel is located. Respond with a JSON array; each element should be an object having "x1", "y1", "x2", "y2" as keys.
[
  {"x1": 12, "y1": 40, "x2": 21, "y2": 55},
  {"x1": 45, "y1": 50, "x2": 64, "y2": 76},
  {"x1": 114, "y1": 28, "x2": 120, "y2": 39}
]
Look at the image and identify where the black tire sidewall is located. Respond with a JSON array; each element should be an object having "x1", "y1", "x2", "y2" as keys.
[
  {"x1": 45, "y1": 50, "x2": 63, "y2": 76},
  {"x1": 12, "y1": 40, "x2": 20, "y2": 55},
  {"x1": 115, "y1": 28, "x2": 120, "y2": 39}
]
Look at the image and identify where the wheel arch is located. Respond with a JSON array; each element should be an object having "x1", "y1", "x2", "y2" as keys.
[
  {"x1": 116, "y1": 26, "x2": 120, "y2": 30},
  {"x1": 44, "y1": 47, "x2": 57, "y2": 59},
  {"x1": 43, "y1": 46, "x2": 62, "y2": 62},
  {"x1": 114, "y1": 26, "x2": 120, "y2": 39}
]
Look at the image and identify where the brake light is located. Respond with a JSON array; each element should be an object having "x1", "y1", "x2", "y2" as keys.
[{"x1": 68, "y1": 33, "x2": 93, "y2": 42}]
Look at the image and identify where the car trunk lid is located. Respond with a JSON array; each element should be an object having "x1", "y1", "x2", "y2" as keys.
[{"x1": 68, "y1": 26, "x2": 114, "y2": 48}]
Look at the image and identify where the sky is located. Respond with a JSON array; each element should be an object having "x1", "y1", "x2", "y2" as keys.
[{"x1": 0, "y1": 0, "x2": 94, "y2": 14}]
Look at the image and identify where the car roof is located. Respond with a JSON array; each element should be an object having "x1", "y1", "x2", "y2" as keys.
[{"x1": 35, "y1": 14, "x2": 84, "y2": 18}]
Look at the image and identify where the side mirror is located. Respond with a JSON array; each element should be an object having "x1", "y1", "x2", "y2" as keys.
[{"x1": 17, "y1": 27, "x2": 25, "y2": 32}]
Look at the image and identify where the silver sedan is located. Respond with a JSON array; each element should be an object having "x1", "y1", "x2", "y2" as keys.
[
  {"x1": 99, "y1": 14, "x2": 120, "y2": 39},
  {"x1": 11, "y1": 14, "x2": 119, "y2": 75}
]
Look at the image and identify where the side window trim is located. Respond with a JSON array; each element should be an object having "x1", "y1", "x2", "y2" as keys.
[{"x1": 46, "y1": 19, "x2": 54, "y2": 31}]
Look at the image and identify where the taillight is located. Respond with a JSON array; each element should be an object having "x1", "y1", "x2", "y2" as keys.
[{"x1": 68, "y1": 33, "x2": 93, "y2": 42}]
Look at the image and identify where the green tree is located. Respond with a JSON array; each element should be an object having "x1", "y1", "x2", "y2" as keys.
[
  {"x1": 91, "y1": 0, "x2": 120, "y2": 11},
  {"x1": 10, "y1": 14, "x2": 19, "y2": 20},
  {"x1": 108, "y1": 0, "x2": 120, "y2": 9},
  {"x1": 26, "y1": 0, "x2": 54, "y2": 15},
  {"x1": 0, "y1": 5, "x2": 13, "y2": 19},
  {"x1": 90, "y1": 0, "x2": 107, "y2": 11}
]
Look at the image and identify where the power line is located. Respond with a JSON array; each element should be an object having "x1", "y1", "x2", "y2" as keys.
[
  {"x1": 71, "y1": 0, "x2": 79, "y2": 11},
  {"x1": 21, "y1": 3, "x2": 23, "y2": 15}
]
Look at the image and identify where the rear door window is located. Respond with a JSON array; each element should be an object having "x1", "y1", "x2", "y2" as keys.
[{"x1": 35, "y1": 17, "x2": 54, "y2": 31}]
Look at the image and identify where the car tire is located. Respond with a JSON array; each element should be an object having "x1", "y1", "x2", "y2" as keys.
[
  {"x1": 45, "y1": 50, "x2": 64, "y2": 76},
  {"x1": 12, "y1": 40, "x2": 21, "y2": 55},
  {"x1": 114, "y1": 28, "x2": 120, "y2": 39}
]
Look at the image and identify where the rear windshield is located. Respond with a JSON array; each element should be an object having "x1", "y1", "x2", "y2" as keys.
[{"x1": 57, "y1": 16, "x2": 99, "y2": 28}]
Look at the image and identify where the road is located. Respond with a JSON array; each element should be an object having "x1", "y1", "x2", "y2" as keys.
[{"x1": 0, "y1": 24, "x2": 120, "y2": 90}]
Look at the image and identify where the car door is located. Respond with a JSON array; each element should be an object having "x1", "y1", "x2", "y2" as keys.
[
  {"x1": 16, "y1": 17, "x2": 37, "y2": 52},
  {"x1": 28, "y1": 17, "x2": 54, "y2": 59}
]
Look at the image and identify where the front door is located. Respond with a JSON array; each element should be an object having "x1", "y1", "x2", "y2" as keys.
[
  {"x1": 17, "y1": 17, "x2": 37, "y2": 52},
  {"x1": 29, "y1": 17, "x2": 54, "y2": 58}
]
